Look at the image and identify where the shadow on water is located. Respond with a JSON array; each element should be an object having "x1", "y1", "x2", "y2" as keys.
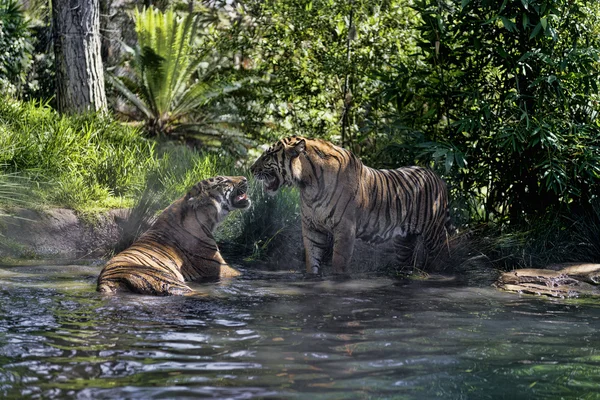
[{"x1": 0, "y1": 261, "x2": 600, "y2": 399}]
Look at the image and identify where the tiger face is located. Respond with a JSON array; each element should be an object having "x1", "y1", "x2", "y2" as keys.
[
  {"x1": 250, "y1": 137, "x2": 306, "y2": 194},
  {"x1": 186, "y1": 176, "x2": 251, "y2": 212}
]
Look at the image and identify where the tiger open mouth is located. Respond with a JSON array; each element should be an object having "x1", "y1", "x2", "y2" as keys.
[
  {"x1": 231, "y1": 184, "x2": 251, "y2": 209},
  {"x1": 255, "y1": 172, "x2": 280, "y2": 193}
]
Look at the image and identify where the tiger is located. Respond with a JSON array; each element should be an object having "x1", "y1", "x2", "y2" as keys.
[
  {"x1": 250, "y1": 136, "x2": 450, "y2": 275},
  {"x1": 97, "y1": 176, "x2": 251, "y2": 296}
]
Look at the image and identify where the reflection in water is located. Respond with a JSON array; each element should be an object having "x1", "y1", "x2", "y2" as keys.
[{"x1": 0, "y1": 262, "x2": 600, "y2": 399}]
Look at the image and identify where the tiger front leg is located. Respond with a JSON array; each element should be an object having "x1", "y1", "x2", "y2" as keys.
[
  {"x1": 302, "y1": 222, "x2": 330, "y2": 275},
  {"x1": 331, "y1": 225, "x2": 356, "y2": 275},
  {"x1": 393, "y1": 234, "x2": 421, "y2": 274}
]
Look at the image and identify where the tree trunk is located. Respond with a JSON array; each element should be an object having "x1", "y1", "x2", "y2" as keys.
[{"x1": 52, "y1": 0, "x2": 107, "y2": 114}]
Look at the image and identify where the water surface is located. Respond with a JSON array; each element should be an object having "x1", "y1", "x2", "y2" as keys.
[{"x1": 1, "y1": 261, "x2": 599, "y2": 399}]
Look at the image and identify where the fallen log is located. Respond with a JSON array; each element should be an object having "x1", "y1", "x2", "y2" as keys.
[{"x1": 495, "y1": 263, "x2": 600, "y2": 298}]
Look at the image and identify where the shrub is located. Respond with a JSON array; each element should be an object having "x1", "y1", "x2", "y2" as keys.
[
  {"x1": 0, "y1": 0, "x2": 33, "y2": 97},
  {"x1": 110, "y1": 7, "x2": 252, "y2": 154}
]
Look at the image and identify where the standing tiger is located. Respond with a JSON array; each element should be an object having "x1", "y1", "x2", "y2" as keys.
[
  {"x1": 250, "y1": 136, "x2": 450, "y2": 275},
  {"x1": 97, "y1": 176, "x2": 251, "y2": 296}
]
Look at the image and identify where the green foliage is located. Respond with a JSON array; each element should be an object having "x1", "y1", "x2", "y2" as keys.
[
  {"x1": 218, "y1": 180, "x2": 300, "y2": 260},
  {"x1": 236, "y1": 0, "x2": 419, "y2": 146},
  {"x1": 21, "y1": 0, "x2": 54, "y2": 103},
  {"x1": 376, "y1": 0, "x2": 600, "y2": 224},
  {"x1": 0, "y1": 98, "x2": 156, "y2": 210},
  {"x1": 0, "y1": 0, "x2": 34, "y2": 97},
  {"x1": 145, "y1": 143, "x2": 235, "y2": 204},
  {"x1": 110, "y1": 6, "x2": 252, "y2": 154}
]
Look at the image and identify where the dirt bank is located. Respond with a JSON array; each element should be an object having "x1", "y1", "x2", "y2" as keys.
[{"x1": 0, "y1": 208, "x2": 128, "y2": 259}]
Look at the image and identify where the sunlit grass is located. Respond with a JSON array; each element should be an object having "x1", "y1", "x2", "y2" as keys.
[{"x1": 0, "y1": 98, "x2": 161, "y2": 210}]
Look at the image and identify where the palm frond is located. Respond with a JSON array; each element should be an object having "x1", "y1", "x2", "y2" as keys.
[
  {"x1": 111, "y1": 6, "x2": 252, "y2": 153},
  {"x1": 107, "y1": 73, "x2": 153, "y2": 119}
]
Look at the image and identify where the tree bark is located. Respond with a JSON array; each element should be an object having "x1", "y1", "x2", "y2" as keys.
[{"x1": 52, "y1": 0, "x2": 107, "y2": 114}]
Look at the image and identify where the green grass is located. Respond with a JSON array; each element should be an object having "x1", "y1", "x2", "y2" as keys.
[
  {"x1": 0, "y1": 98, "x2": 235, "y2": 209},
  {"x1": 0, "y1": 98, "x2": 156, "y2": 210}
]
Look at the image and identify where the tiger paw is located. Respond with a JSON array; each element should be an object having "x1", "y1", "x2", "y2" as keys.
[{"x1": 303, "y1": 271, "x2": 323, "y2": 281}]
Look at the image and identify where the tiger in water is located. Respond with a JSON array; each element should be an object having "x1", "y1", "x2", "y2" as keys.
[
  {"x1": 250, "y1": 136, "x2": 450, "y2": 275},
  {"x1": 97, "y1": 176, "x2": 251, "y2": 295}
]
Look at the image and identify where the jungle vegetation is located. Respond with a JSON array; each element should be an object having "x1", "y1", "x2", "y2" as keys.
[{"x1": 0, "y1": 0, "x2": 599, "y2": 268}]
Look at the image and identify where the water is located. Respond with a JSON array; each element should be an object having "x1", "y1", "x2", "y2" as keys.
[{"x1": 1, "y1": 261, "x2": 600, "y2": 399}]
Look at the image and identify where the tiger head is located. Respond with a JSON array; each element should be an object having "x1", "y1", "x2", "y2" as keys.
[
  {"x1": 250, "y1": 136, "x2": 306, "y2": 194},
  {"x1": 185, "y1": 176, "x2": 251, "y2": 215}
]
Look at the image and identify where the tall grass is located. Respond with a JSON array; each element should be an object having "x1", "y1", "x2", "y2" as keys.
[
  {"x1": 451, "y1": 209, "x2": 600, "y2": 274},
  {"x1": 0, "y1": 98, "x2": 156, "y2": 210}
]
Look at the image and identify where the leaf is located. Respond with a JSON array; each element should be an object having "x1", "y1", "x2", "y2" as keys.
[
  {"x1": 517, "y1": 51, "x2": 534, "y2": 63},
  {"x1": 530, "y1": 22, "x2": 542, "y2": 38},
  {"x1": 445, "y1": 153, "x2": 454, "y2": 173},
  {"x1": 497, "y1": 46, "x2": 509, "y2": 59},
  {"x1": 500, "y1": 17, "x2": 516, "y2": 32},
  {"x1": 107, "y1": 74, "x2": 153, "y2": 119},
  {"x1": 433, "y1": 148, "x2": 447, "y2": 158}
]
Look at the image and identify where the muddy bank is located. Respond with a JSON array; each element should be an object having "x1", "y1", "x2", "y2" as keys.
[
  {"x1": 0, "y1": 207, "x2": 409, "y2": 276},
  {"x1": 0, "y1": 208, "x2": 128, "y2": 259}
]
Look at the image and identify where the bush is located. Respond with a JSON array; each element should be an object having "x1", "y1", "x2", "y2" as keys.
[
  {"x1": 0, "y1": 0, "x2": 33, "y2": 97},
  {"x1": 374, "y1": 0, "x2": 600, "y2": 225}
]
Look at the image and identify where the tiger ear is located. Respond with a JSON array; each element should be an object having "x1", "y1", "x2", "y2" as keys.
[{"x1": 287, "y1": 139, "x2": 306, "y2": 158}]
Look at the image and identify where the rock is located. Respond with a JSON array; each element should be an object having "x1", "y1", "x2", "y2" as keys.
[{"x1": 495, "y1": 263, "x2": 600, "y2": 298}]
